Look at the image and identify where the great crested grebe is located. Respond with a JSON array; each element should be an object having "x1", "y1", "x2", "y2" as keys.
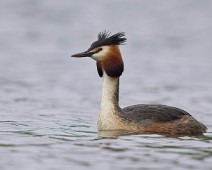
[{"x1": 71, "y1": 31, "x2": 207, "y2": 136}]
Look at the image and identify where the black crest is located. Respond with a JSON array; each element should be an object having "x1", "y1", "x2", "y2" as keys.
[{"x1": 88, "y1": 31, "x2": 126, "y2": 51}]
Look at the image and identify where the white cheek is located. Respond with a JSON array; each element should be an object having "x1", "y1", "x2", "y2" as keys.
[
  {"x1": 91, "y1": 46, "x2": 110, "y2": 61},
  {"x1": 91, "y1": 53, "x2": 100, "y2": 60}
]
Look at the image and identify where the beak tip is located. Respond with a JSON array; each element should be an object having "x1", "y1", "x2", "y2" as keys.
[{"x1": 71, "y1": 54, "x2": 79, "y2": 58}]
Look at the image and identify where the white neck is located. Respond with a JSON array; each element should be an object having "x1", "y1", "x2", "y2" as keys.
[
  {"x1": 98, "y1": 71, "x2": 121, "y2": 130},
  {"x1": 100, "y1": 71, "x2": 120, "y2": 110}
]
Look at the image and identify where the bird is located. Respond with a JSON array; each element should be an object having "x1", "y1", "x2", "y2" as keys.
[{"x1": 71, "y1": 31, "x2": 207, "y2": 136}]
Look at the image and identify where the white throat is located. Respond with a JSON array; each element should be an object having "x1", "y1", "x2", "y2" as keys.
[
  {"x1": 101, "y1": 71, "x2": 119, "y2": 109},
  {"x1": 98, "y1": 71, "x2": 121, "y2": 130}
]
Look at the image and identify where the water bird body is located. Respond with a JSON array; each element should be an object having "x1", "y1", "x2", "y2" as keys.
[{"x1": 71, "y1": 31, "x2": 206, "y2": 136}]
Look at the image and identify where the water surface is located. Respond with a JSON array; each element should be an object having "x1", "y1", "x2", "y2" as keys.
[{"x1": 0, "y1": 0, "x2": 212, "y2": 170}]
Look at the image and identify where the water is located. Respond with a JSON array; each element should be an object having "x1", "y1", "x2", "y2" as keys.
[{"x1": 0, "y1": 0, "x2": 212, "y2": 169}]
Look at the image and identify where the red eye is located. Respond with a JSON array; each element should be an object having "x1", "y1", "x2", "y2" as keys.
[
  {"x1": 97, "y1": 48, "x2": 103, "y2": 52},
  {"x1": 94, "y1": 48, "x2": 102, "y2": 54}
]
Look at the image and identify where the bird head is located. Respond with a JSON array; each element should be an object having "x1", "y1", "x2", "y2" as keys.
[{"x1": 71, "y1": 31, "x2": 126, "y2": 77}]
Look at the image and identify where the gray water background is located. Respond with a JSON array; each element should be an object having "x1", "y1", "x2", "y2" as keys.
[{"x1": 0, "y1": 0, "x2": 212, "y2": 169}]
